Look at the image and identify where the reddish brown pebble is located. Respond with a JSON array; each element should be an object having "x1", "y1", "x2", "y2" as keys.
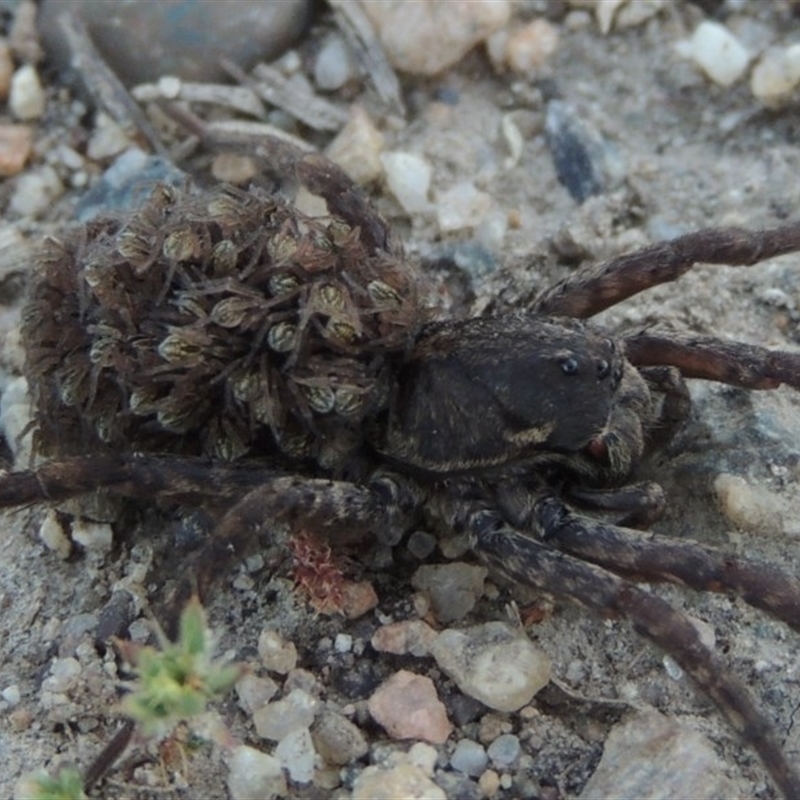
[
  {"x1": 0, "y1": 124, "x2": 32, "y2": 177},
  {"x1": 371, "y1": 619, "x2": 438, "y2": 656},
  {"x1": 341, "y1": 579, "x2": 379, "y2": 619},
  {"x1": 368, "y1": 669, "x2": 452, "y2": 744},
  {"x1": 8, "y1": 707, "x2": 32, "y2": 732}
]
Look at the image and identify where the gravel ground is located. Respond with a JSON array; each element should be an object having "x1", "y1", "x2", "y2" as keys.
[{"x1": 2, "y1": 1, "x2": 800, "y2": 798}]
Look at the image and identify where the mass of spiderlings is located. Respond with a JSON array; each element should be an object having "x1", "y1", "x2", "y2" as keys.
[{"x1": 23, "y1": 183, "x2": 423, "y2": 466}]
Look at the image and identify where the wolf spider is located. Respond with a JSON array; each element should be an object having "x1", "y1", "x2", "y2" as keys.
[{"x1": 4, "y1": 142, "x2": 800, "y2": 796}]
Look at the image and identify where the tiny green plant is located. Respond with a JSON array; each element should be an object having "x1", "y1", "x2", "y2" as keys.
[
  {"x1": 20, "y1": 598, "x2": 244, "y2": 796},
  {"x1": 16, "y1": 766, "x2": 87, "y2": 800},
  {"x1": 115, "y1": 595, "x2": 246, "y2": 736}
]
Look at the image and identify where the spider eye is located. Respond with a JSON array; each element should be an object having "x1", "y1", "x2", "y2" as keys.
[
  {"x1": 559, "y1": 356, "x2": 579, "y2": 375},
  {"x1": 613, "y1": 365, "x2": 623, "y2": 385},
  {"x1": 596, "y1": 359, "x2": 610, "y2": 379}
]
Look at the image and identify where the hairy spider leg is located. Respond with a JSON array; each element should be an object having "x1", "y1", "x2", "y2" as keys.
[
  {"x1": 448, "y1": 499, "x2": 800, "y2": 799},
  {"x1": 532, "y1": 221, "x2": 800, "y2": 319},
  {"x1": 624, "y1": 330, "x2": 800, "y2": 390},
  {"x1": 533, "y1": 494, "x2": 800, "y2": 635}
]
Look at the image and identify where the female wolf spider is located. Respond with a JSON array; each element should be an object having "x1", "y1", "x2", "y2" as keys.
[{"x1": 4, "y1": 141, "x2": 800, "y2": 796}]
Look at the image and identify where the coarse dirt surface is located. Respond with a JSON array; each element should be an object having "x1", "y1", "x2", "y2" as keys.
[{"x1": 2, "y1": 1, "x2": 800, "y2": 799}]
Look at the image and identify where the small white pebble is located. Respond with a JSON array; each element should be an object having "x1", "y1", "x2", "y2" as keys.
[
  {"x1": 71, "y1": 518, "x2": 114, "y2": 554},
  {"x1": 9, "y1": 64, "x2": 45, "y2": 120},
  {"x1": 361, "y1": 0, "x2": 510, "y2": 76},
  {"x1": 751, "y1": 44, "x2": 800, "y2": 106},
  {"x1": 714, "y1": 473, "x2": 783, "y2": 533},
  {"x1": 232, "y1": 573, "x2": 255, "y2": 591},
  {"x1": 381, "y1": 151, "x2": 432, "y2": 214},
  {"x1": 70, "y1": 170, "x2": 89, "y2": 188},
  {"x1": 245, "y1": 553, "x2": 264, "y2": 573},
  {"x1": 9, "y1": 165, "x2": 65, "y2": 217},
  {"x1": 54, "y1": 144, "x2": 85, "y2": 171},
  {"x1": 314, "y1": 35, "x2": 356, "y2": 91},
  {"x1": 504, "y1": 19, "x2": 560, "y2": 74},
  {"x1": 688, "y1": 615, "x2": 716, "y2": 650},
  {"x1": 275, "y1": 727, "x2": 316, "y2": 783},
  {"x1": 662, "y1": 654, "x2": 684, "y2": 681},
  {"x1": 227, "y1": 745, "x2": 286, "y2": 800},
  {"x1": 258, "y1": 629, "x2": 297, "y2": 674},
  {"x1": 352, "y1": 763, "x2": 446, "y2": 800},
  {"x1": 327, "y1": 106, "x2": 385, "y2": 185},
  {"x1": 128, "y1": 619, "x2": 151, "y2": 643},
  {"x1": 43, "y1": 657, "x2": 82, "y2": 693},
  {"x1": 407, "y1": 741, "x2": 438, "y2": 776},
  {"x1": 2, "y1": 684, "x2": 21, "y2": 706},
  {"x1": 683, "y1": 21, "x2": 750, "y2": 87},
  {"x1": 39, "y1": 509, "x2": 72, "y2": 560},
  {"x1": 87, "y1": 113, "x2": 131, "y2": 160},
  {"x1": 253, "y1": 689, "x2": 319, "y2": 742},
  {"x1": 430, "y1": 622, "x2": 550, "y2": 712},
  {"x1": 435, "y1": 182, "x2": 493, "y2": 234},
  {"x1": 157, "y1": 75, "x2": 182, "y2": 99},
  {"x1": 334, "y1": 633, "x2": 353, "y2": 653}
]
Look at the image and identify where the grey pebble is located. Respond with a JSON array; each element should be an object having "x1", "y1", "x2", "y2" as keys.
[
  {"x1": 252, "y1": 688, "x2": 319, "y2": 742},
  {"x1": 226, "y1": 745, "x2": 286, "y2": 800},
  {"x1": 450, "y1": 738, "x2": 489, "y2": 777},
  {"x1": 95, "y1": 591, "x2": 136, "y2": 643},
  {"x1": 40, "y1": 0, "x2": 313, "y2": 85},
  {"x1": 407, "y1": 530, "x2": 438, "y2": 560},
  {"x1": 434, "y1": 770, "x2": 483, "y2": 800},
  {"x1": 579, "y1": 711, "x2": 737, "y2": 799},
  {"x1": 411, "y1": 562, "x2": 487, "y2": 623},
  {"x1": 545, "y1": 100, "x2": 623, "y2": 204},
  {"x1": 75, "y1": 148, "x2": 185, "y2": 221},
  {"x1": 58, "y1": 613, "x2": 99, "y2": 657},
  {"x1": 275, "y1": 726, "x2": 316, "y2": 784},
  {"x1": 487, "y1": 733, "x2": 521, "y2": 767},
  {"x1": 312, "y1": 710, "x2": 369, "y2": 766},
  {"x1": 430, "y1": 621, "x2": 551, "y2": 712},
  {"x1": 314, "y1": 35, "x2": 356, "y2": 91}
]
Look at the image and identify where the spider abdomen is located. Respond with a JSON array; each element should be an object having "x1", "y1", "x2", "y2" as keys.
[{"x1": 24, "y1": 183, "x2": 423, "y2": 467}]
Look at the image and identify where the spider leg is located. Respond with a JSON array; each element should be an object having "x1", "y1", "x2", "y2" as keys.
[
  {"x1": 495, "y1": 476, "x2": 665, "y2": 529},
  {"x1": 213, "y1": 131, "x2": 391, "y2": 253},
  {"x1": 534, "y1": 494, "x2": 800, "y2": 634},
  {"x1": 624, "y1": 329, "x2": 800, "y2": 390},
  {"x1": 637, "y1": 365, "x2": 691, "y2": 451},
  {"x1": 566, "y1": 482, "x2": 665, "y2": 528},
  {"x1": 169, "y1": 471, "x2": 423, "y2": 611},
  {"x1": 532, "y1": 221, "x2": 800, "y2": 318},
  {"x1": 448, "y1": 500, "x2": 800, "y2": 799},
  {"x1": 0, "y1": 454, "x2": 283, "y2": 507},
  {"x1": 295, "y1": 153, "x2": 391, "y2": 253}
]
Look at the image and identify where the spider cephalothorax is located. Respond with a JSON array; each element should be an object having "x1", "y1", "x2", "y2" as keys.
[
  {"x1": 5, "y1": 142, "x2": 800, "y2": 796},
  {"x1": 378, "y1": 313, "x2": 651, "y2": 483}
]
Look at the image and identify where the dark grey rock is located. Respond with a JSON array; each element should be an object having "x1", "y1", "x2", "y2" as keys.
[{"x1": 40, "y1": 0, "x2": 313, "y2": 85}]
